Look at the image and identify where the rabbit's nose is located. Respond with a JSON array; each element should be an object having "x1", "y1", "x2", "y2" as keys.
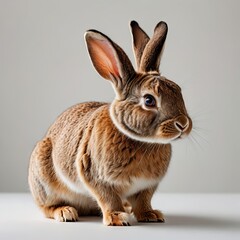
[{"x1": 174, "y1": 115, "x2": 189, "y2": 132}]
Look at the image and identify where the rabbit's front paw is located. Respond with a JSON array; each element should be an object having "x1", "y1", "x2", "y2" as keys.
[
  {"x1": 137, "y1": 209, "x2": 165, "y2": 222},
  {"x1": 53, "y1": 206, "x2": 78, "y2": 222},
  {"x1": 104, "y1": 211, "x2": 136, "y2": 226}
]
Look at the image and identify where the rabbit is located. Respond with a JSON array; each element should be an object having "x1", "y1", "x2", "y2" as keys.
[{"x1": 28, "y1": 20, "x2": 192, "y2": 226}]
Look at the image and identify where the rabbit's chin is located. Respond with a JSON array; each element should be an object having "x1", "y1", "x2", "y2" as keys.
[{"x1": 110, "y1": 105, "x2": 180, "y2": 144}]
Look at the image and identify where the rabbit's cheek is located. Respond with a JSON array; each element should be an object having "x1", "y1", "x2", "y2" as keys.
[
  {"x1": 128, "y1": 110, "x2": 158, "y2": 136},
  {"x1": 156, "y1": 121, "x2": 181, "y2": 141}
]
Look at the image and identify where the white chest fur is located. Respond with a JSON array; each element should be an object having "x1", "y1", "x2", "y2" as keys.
[{"x1": 124, "y1": 177, "x2": 160, "y2": 197}]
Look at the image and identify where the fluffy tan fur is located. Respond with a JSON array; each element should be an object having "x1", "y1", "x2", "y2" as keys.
[{"x1": 28, "y1": 21, "x2": 192, "y2": 226}]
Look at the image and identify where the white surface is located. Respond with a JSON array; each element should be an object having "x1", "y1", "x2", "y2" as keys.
[
  {"x1": 0, "y1": 193, "x2": 239, "y2": 240},
  {"x1": 1, "y1": 0, "x2": 240, "y2": 193}
]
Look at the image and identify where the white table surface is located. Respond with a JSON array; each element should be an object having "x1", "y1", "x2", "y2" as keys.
[{"x1": 0, "y1": 193, "x2": 239, "y2": 240}]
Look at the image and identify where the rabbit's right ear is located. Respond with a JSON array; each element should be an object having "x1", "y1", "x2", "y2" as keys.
[
  {"x1": 139, "y1": 21, "x2": 168, "y2": 73},
  {"x1": 85, "y1": 30, "x2": 136, "y2": 99}
]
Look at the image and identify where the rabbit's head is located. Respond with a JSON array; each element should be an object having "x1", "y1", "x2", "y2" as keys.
[{"x1": 85, "y1": 21, "x2": 192, "y2": 144}]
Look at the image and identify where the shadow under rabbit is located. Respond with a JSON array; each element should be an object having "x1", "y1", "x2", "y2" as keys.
[
  {"x1": 75, "y1": 214, "x2": 240, "y2": 230},
  {"x1": 143, "y1": 214, "x2": 240, "y2": 231}
]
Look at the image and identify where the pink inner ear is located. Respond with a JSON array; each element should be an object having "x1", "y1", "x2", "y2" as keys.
[{"x1": 89, "y1": 39, "x2": 120, "y2": 79}]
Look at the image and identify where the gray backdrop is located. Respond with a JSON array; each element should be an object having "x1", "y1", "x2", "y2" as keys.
[{"x1": 1, "y1": 0, "x2": 239, "y2": 192}]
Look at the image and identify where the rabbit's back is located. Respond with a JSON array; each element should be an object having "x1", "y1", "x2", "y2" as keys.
[
  {"x1": 47, "y1": 101, "x2": 107, "y2": 142},
  {"x1": 46, "y1": 102, "x2": 106, "y2": 162}
]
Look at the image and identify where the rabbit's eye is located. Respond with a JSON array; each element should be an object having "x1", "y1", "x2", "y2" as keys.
[{"x1": 144, "y1": 94, "x2": 156, "y2": 107}]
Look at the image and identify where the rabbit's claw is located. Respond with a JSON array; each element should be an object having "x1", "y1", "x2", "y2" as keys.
[{"x1": 137, "y1": 209, "x2": 165, "y2": 223}]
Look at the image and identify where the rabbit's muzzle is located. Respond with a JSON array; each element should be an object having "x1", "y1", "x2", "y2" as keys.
[{"x1": 158, "y1": 114, "x2": 192, "y2": 141}]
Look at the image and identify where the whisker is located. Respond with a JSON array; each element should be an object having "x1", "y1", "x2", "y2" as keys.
[
  {"x1": 188, "y1": 106, "x2": 212, "y2": 118},
  {"x1": 193, "y1": 126, "x2": 209, "y2": 133},
  {"x1": 185, "y1": 137, "x2": 190, "y2": 161},
  {"x1": 192, "y1": 128, "x2": 210, "y2": 145},
  {"x1": 189, "y1": 132, "x2": 204, "y2": 151}
]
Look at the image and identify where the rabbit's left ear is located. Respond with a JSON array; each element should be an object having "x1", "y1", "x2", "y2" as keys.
[
  {"x1": 130, "y1": 21, "x2": 150, "y2": 70},
  {"x1": 85, "y1": 30, "x2": 135, "y2": 98},
  {"x1": 139, "y1": 21, "x2": 168, "y2": 73}
]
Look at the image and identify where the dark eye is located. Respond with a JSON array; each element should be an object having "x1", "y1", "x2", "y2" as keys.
[{"x1": 144, "y1": 94, "x2": 156, "y2": 107}]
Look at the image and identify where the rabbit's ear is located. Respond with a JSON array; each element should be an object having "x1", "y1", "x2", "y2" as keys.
[
  {"x1": 85, "y1": 30, "x2": 135, "y2": 98},
  {"x1": 130, "y1": 21, "x2": 150, "y2": 70},
  {"x1": 139, "y1": 21, "x2": 168, "y2": 73}
]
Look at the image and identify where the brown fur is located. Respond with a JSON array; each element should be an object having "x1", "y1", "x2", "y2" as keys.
[{"x1": 28, "y1": 21, "x2": 192, "y2": 226}]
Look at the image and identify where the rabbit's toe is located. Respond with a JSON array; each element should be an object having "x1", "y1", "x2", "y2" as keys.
[
  {"x1": 104, "y1": 211, "x2": 136, "y2": 226},
  {"x1": 53, "y1": 206, "x2": 78, "y2": 222},
  {"x1": 137, "y1": 209, "x2": 165, "y2": 222}
]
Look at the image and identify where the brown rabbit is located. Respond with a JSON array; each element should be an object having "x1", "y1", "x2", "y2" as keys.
[{"x1": 28, "y1": 21, "x2": 192, "y2": 226}]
